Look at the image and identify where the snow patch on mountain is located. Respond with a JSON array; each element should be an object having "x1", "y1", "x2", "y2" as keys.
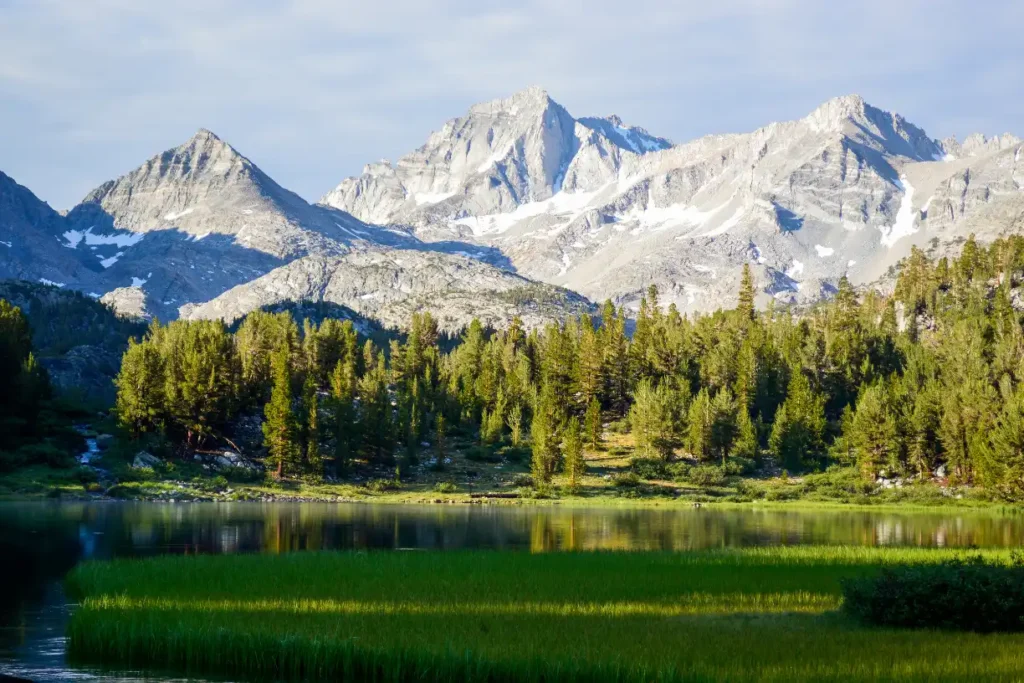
[
  {"x1": 879, "y1": 176, "x2": 917, "y2": 247},
  {"x1": 63, "y1": 227, "x2": 145, "y2": 250}
]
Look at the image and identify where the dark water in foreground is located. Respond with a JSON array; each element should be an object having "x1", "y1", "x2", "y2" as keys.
[{"x1": 2, "y1": 501, "x2": 1023, "y2": 681}]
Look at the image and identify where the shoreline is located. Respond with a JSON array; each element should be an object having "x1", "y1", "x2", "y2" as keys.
[{"x1": 2, "y1": 484, "x2": 1018, "y2": 515}]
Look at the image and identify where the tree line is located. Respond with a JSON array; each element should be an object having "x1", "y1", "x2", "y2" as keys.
[{"x1": 114, "y1": 234, "x2": 1024, "y2": 499}]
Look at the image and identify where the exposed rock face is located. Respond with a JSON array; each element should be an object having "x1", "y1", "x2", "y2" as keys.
[
  {"x1": 2, "y1": 128, "x2": 592, "y2": 329},
  {"x1": 0, "y1": 171, "x2": 97, "y2": 286},
  {"x1": 2, "y1": 89, "x2": 1022, "y2": 328},
  {"x1": 322, "y1": 91, "x2": 1023, "y2": 313},
  {"x1": 182, "y1": 250, "x2": 591, "y2": 332}
]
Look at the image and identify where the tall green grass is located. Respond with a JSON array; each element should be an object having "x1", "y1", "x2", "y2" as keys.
[{"x1": 67, "y1": 548, "x2": 1024, "y2": 682}]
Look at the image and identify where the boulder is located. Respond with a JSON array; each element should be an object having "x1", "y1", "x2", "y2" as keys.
[
  {"x1": 95, "y1": 434, "x2": 114, "y2": 449},
  {"x1": 132, "y1": 451, "x2": 161, "y2": 469},
  {"x1": 212, "y1": 450, "x2": 261, "y2": 472}
]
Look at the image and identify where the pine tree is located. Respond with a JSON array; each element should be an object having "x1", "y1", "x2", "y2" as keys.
[
  {"x1": 563, "y1": 415, "x2": 586, "y2": 492},
  {"x1": 432, "y1": 412, "x2": 446, "y2": 471},
  {"x1": 733, "y1": 403, "x2": 759, "y2": 460},
  {"x1": 507, "y1": 401, "x2": 524, "y2": 447},
  {"x1": 848, "y1": 383, "x2": 899, "y2": 480},
  {"x1": 768, "y1": 371, "x2": 826, "y2": 471},
  {"x1": 263, "y1": 345, "x2": 298, "y2": 478},
  {"x1": 303, "y1": 376, "x2": 323, "y2": 479},
  {"x1": 115, "y1": 338, "x2": 165, "y2": 437},
  {"x1": 584, "y1": 397, "x2": 602, "y2": 449},
  {"x1": 329, "y1": 358, "x2": 356, "y2": 473},
  {"x1": 531, "y1": 384, "x2": 561, "y2": 483},
  {"x1": 631, "y1": 379, "x2": 673, "y2": 460},
  {"x1": 737, "y1": 263, "x2": 756, "y2": 322},
  {"x1": 687, "y1": 388, "x2": 714, "y2": 461},
  {"x1": 710, "y1": 389, "x2": 738, "y2": 463}
]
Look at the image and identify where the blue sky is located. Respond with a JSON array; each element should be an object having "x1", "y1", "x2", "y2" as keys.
[{"x1": 1, "y1": 0, "x2": 1022, "y2": 209}]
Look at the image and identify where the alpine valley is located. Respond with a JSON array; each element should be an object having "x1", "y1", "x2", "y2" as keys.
[{"x1": 2, "y1": 87, "x2": 1022, "y2": 328}]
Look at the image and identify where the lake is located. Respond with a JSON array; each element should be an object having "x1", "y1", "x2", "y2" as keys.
[{"x1": 2, "y1": 501, "x2": 1023, "y2": 681}]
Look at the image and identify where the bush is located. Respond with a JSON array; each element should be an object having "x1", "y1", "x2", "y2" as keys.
[
  {"x1": 631, "y1": 457, "x2": 668, "y2": 480},
  {"x1": 498, "y1": 445, "x2": 530, "y2": 463},
  {"x1": 735, "y1": 479, "x2": 765, "y2": 499},
  {"x1": 222, "y1": 466, "x2": 263, "y2": 483},
  {"x1": 365, "y1": 478, "x2": 401, "y2": 493},
  {"x1": 192, "y1": 475, "x2": 229, "y2": 492},
  {"x1": 842, "y1": 556, "x2": 1024, "y2": 632},
  {"x1": 612, "y1": 472, "x2": 641, "y2": 488},
  {"x1": 667, "y1": 461, "x2": 692, "y2": 482},
  {"x1": 723, "y1": 456, "x2": 757, "y2": 476},
  {"x1": 434, "y1": 481, "x2": 457, "y2": 494},
  {"x1": 765, "y1": 486, "x2": 800, "y2": 501},
  {"x1": 74, "y1": 465, "x2": 99, "y2": 484},
  {"x1": 606, "y1": 419, "x2": 630, "y2": 434},
  {"x1": 687, "y1": 465, "x2": 726, "y2": 487},
  {"x1": 464, "y1": 445, "x2": 500, "y2": 463},
  {"x1": 511, "y1": 473, "x2": 533, "y2": 488}
]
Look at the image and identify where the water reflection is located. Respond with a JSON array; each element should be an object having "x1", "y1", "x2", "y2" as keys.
[
  {"x1": 2, "y1": 501, "x2": 1023, "y2": 681},
  {"x1": 2, "y1": 501, "x2": 1023, "y2": 561}
]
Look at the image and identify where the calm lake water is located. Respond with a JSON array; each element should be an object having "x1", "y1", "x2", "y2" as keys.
[{"x1": 2, "y1": 500, "x2": 1024, "y2": 681}]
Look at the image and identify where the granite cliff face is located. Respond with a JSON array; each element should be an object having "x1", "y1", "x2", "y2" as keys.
[
  {"x1": 2, "y1": 89, "x2": 1021, "y2": 329},
  {"x1": 2, "y1": 128, "x2": 592, "y2": 329},
  {"x1": 322, "y1": 90, "x2": 1022, "y2": 313}
]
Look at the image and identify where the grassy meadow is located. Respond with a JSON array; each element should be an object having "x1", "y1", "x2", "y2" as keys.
[{"x1": 66, "y1": 548, "x2": 1024, "y2": 682}]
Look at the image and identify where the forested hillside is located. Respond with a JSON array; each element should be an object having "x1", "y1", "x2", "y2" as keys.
[
  {"x1": 0, "y1": 298, "x2": 84, "y2": 471},
  {"x1": 111, "y1": 234, "x2": 1024, "y2": 500},
  {"x1": 0, "y1": 281, "x2": 146, "y2": 403}
]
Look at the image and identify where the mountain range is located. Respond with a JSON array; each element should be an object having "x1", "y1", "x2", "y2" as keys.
[{"x1": 2, "y1": 88, "x2": 1021, "y2": 329}]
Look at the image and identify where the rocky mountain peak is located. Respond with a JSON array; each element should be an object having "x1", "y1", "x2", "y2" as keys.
[
  {"x1": 468, "y1": 85, "x2": 554, "y2": 117},
  {"x1": 804, "y1": 94, "x2": 940, "y2": 161},
  {"x1": 941, "y1": 132, "x2": 1023, "y2": 159},
  {"x1": 804, "y1": 94, "x2": 868, "y2": 131}
]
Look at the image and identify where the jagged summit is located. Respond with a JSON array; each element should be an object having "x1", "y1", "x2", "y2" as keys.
[
  {"x1": 469, "y1": 86, "x2": 554, "y2": 116},
  {"x1": 320, "y1": 87, "x2": 672, "y2": 223},
  {"x1": 940, "y1": 132, "x2": 1022, "y2": 159},
  {"x1": 3, "y1": 89, "x2": 1022, "y2": 332},
  {"x1": 320, "y1": 90, "x2": 1023, "y2": 316},
  {"x1": 801, "y1": 93, "x2": 942, "y2": 161}
]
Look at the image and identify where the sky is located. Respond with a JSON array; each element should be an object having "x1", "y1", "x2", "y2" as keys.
[{"x1": 1, "y1": 0, "x2": 1022, "y2": 210}]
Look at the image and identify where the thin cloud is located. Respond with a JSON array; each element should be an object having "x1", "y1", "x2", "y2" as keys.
[{"x1": 0, "y1": 0, "x2": 1021, "y2": 208}]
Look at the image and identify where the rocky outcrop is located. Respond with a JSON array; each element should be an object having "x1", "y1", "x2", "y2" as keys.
[
  {"x1": 322, "y1": 92, "x2": 1023, "y2": 313},
  {"x1": 2, "y1": 127, "x2": 593, "y2": 329}
]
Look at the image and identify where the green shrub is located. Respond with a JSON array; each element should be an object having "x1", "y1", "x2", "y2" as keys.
[
  {"x1": 606, "y1": 418, "x2": 630, "y2": 434},
  {"x1": 84, "y1": 482, "x2": 104, "y2": 493},
  {"x1": 121, "y1": 466, "x2": 157, "y2": 482},
  {"x1": 612, "y1": 472, "x2": 641, "y2": 488},
  {"x1": 842, "y1": 556, "x2": 1024, "y2": 632},
  {"x1": 765, "y1": 486, "x2": 800, "y2": 501},
  {"x1": 723, "y1": 456, "x2": 757, "y2": 476},
  {"x1": 687, "y1": 465, "x2": 726, "y2": 487},
  {"x1": 365, "y1": 478, "x2": 401, "y2": 493},
  {"x1": 499, "y1": 445, "x2": 530, "y2": 463},
  {"x1": 631, "y1": 457, "x2": 668, "y2": 480},
  {"x1": 667, "y1": 461, "x2": 692, "y2": 482},
  {"x1": 433, "y1": 481, "x2": 457, "y2": 494},
  {"x1": 735, "y1": 479, "x2": 765, "y2": 499},
  {"x1": 74, "y1": 465, "x2": 99, "y2": 484},
  {"x1": 464, "y1": 445, "x2": 500, "y2": 463},
  {"x1": 221, "y1": 466, "x2": 263, "y2": 483},
  {"x1": 511, "y1": 473, "x2": 533, "y2": 488}
]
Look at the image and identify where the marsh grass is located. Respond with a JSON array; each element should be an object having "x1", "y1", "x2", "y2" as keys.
[{"x1": 67, "y1": 548, "x2": 1024, "y2": 682}]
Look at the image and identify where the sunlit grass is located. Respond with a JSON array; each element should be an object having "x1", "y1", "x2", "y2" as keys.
[{"x1": 67, "y1": 548, "x2": 1024, "y2": 682}]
